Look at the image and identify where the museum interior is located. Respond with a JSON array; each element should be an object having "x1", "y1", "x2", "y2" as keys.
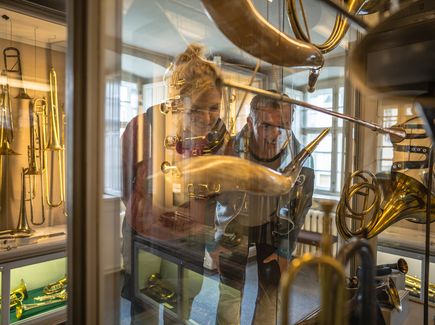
[{"x1": 0, "y1": 0, "x2": 434, "y2": 324}]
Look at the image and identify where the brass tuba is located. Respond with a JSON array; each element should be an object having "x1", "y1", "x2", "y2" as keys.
[{"x1": 337, "y1": 171, "x2": 435, "y2": 239}]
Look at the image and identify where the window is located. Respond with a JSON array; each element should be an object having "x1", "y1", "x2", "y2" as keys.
[
  {"x1": 289, "y1": 84, "x2": 345, "y2": 195},
  {"x1": 376, "y1": 101, "x2": 415, "y2": 173}
]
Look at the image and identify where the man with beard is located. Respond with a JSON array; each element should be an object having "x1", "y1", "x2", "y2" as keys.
[{"x1": 208, "y1": 92, "x2": 315, "y2": 325}]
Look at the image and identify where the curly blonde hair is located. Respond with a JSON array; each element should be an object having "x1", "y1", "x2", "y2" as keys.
[{"x1": 168, "y1": 44, "x2": 222, "y2": 100}]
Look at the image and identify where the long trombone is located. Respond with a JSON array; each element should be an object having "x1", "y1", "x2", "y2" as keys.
[
  {"x1": 3, "y1": 47, "x2": 32, "y2": 100},
  {"x1": 23, "y1": 98, "x2": 47, "y2": 225},
  {"x1": 0, "y1": 168, "x2": 33, "y2": 238},
  {"x1": 43, "y1": 68, "x2": 65, "y2": 208}
]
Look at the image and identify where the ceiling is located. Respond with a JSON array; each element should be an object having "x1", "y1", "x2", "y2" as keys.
[
  {"x1": 0, "y1": 0, "x2": 353, "y2": 87},
  {"x1": 0, "y1": 7, "x2": 66, "y2": 51},
  {"x1": 122, "y1": 0, "x2": 355, "y2": 86}
]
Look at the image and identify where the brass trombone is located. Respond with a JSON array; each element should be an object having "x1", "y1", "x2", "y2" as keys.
[
  {"x1": 0, "y1": 81, "x2": 19, "y2": 155},
  {"x1": 43, "y1": 68, "x2": 66, "y2": 208},
  {"x1": 23, "y1": 98, "x2": 47, "y2": 225},
  {"x1": 3, "y1": 47, "x2": 32, "y2": 99},
  {"x1": 0, "y1": 168, "x2": 33, "y2": 238}
]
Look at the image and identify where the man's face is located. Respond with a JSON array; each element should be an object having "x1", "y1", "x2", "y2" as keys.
[
  {"x1": 248, "y1": 104, "x2": 293, "y2": 159},
  {"x1": 181, "y1": 88, "x2": 221, "y2": 137}
]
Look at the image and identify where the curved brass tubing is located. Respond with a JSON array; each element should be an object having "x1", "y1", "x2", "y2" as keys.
[
  {"x1": 201, "y1": 0, "x2": 324, "y2": 69},
  {"x1": 337, "y1": 171, "x2": 435, "y2": 239},
  {"x1": 337, "y1": 238, "x2": 376, "y2": 325},
  {"x1": 280, "y1": 254, "x2": 346, "y2": 325}
]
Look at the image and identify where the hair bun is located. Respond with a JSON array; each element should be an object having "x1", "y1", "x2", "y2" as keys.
[{"x1": 176, "y1": 44, "x2": 205, "y2": 65}]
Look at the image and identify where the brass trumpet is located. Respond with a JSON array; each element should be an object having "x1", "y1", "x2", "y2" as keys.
[
  {"x1": 0, "y1": 279, "x2": 27, "y2": 310},
  {"x1": 281, "y1": 201, "x2": 347, "y2": 325},
  {"x1": 15, "y1": 290, "x2": 67, "y2": 320},
  {"x1": 43, "y1": 275, "x2": 67, "y2": 295},
  {"x1": 337, "y1": 171, "x2": 435, "y2": 239}
]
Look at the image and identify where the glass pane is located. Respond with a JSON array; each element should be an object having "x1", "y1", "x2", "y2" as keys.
[
  {"x1": 10, "y1": 258, "x2": 67, "y2": 323},
  {"x1": 118, "y1": 1, "x2": 350, "y2": 324},
  {"x1": 0, "y1": 6, "x2": 68, "y2": 324}
]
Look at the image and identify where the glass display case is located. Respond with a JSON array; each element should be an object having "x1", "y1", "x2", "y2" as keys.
[
  {"x1": 0, "y1": 3, "x2": 68, "y2": 324},
  {"x1": 3, "y1": 0, "x2": 433, "y2": 324}
]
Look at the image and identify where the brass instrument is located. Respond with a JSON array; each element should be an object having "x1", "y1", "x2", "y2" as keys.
[
  {"x1": 0, "y1": 279, "x2": 27, "y2": 310},
  {"x1": 43, "y1": 275, "x2": 67, "y2": 295},
  {"x1": 201, "y1": 0, "x2": 324, "y2": 70},
  {"x1": 405, "y1": 274, "x2": 435, "y2": 301},
  {"x1": 281, "y1": 201, "x2": 347, "y2": 325},
  {"x1": 0, "y1": 169, "x2": 33, "y2": 238},
  {"x1": 141, "y1": 273, "x2": 176, "y2": 303},
  {"x1": 336, "y1": 240, "x2": 376, "y2": 324},
  {"x1": 161, "y1": 128, "x2": 329, "y2": 197},
  {"x1": 0, "y1": 81, "x2": 19, "y2": 155},
  {"x1": 34, "y1": 289, "x2": 67, "y2": 302},
  {"x1": 43, "y1": 68, "x2": 66, "y2": 208},
  {"x1": 23, "y1": 98, "x2": 47, "y2": 225},
  {"x1": 377, "y1": 258, "x2": 409, "y2": 275},
  {"x1": 223, "y1": 80, "x2": 406, "y2": 143},
  {"x1": 3, "y1": 47, "x2": 31, "y2": 99},
  {"x1": 286, "y1": 0, "x2": 362, "y2": 55},
  {"x1": 337, "y1": 171, "x2": 435, "y2": 239},
  {"x1": 15, "y1": 290, "x2": 67, "y2": 320}
]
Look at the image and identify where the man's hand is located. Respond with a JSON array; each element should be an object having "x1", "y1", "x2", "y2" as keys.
[
  {"x1": 209, "y1": 245, "x2": 231, "y2": 273},
  {"x1": 263, "y1": 252, "x2": 291, "y2": 274}
]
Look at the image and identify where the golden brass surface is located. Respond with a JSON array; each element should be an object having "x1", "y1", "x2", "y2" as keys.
[
  {"x1": 337, "y1": 171, "x2": 435, "y2": 239},
  {"x1": 0, "y1": 279, "x2": 27, "y2": 310},
  {"x1": 43, "y1": 68, "x2": 66, "y2": 208},
  {"x1": 406, "y1": 274, "x2": 435, "y2": 300},
  {"x1": 15, "y1": 290, "x2": 67, "y2": 320},
  {"x1": 286, "y1": 0, "x2": 362, "y2": 54},
  {"x1": 201, "y1": 0, "x2": 324, "y2": 69},
  {"x1": 163, "y1": 128, "x2": 328, "y2": 197},
  {"x1": 43, "y1": 275, "x2": 67, "y2": 295},
  {"x1": 23, "y1": 98, "x2": 47, "y2": 225},
  {"x1": 281, "y1": 200, "x2": 346, "y2": 325}
]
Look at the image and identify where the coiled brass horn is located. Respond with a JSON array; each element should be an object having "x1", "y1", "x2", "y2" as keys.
[
  {"x1": 337, "y1": 171, "x2": 435, "y2": 239},
  {"x1": 15, "y1": 290, "x2": 67, "y2": 320}
]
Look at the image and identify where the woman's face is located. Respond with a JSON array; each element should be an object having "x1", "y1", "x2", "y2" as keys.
[{"x1": 181, "y1": 88, "x2": 221, "y2": 137}]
